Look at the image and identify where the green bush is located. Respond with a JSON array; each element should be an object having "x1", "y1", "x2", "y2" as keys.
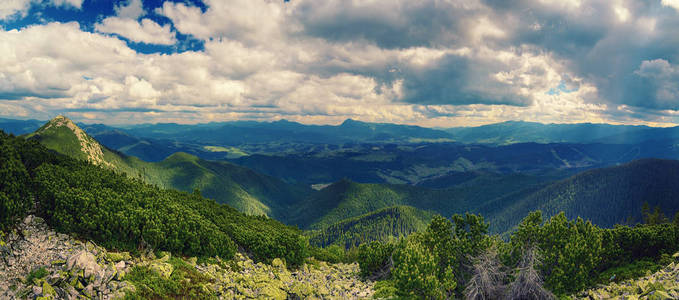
[
  {"x1": 25, "y1": 267, "x2": 48, "y2": 284},
  {"x1": 124, "y1": 257, "x2": 216, "y2": 300},
  {"x1": 0, "y1": 133, "x2": 33, "y2": 230},
  {"x1": 311, "y1": 245, "x2": 346, "y2": 263},
  {"x1": 392, "y1": 234, "x2": 456, "y2": 299},
  {"x1": 357, "y1": 241, "x2": 395, "y2": 279}
]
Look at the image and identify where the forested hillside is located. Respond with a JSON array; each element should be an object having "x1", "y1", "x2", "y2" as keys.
[
  {"x1": 484, "y1": 158, "x2": 679, "y2": 232},
  {"x1": 25, "y1": 116, "x2": 312, "y2": 218},
  {"x1": 291, "y1": 175, "x2": 552, "y2": 231},
  {"x1": 307, "y1": 205, "x2": 434, "y2": 248},
  {"x1": 0, "y1": 130, "x2": 310, "y2": 266}
]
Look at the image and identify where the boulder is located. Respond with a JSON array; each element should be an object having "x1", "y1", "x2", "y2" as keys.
[
  {"x1": 66, "y1": 251, "x2": 101, "y2": 279},
  {"x1": 149, "y1": 262, "x2": 174, "y2": 279}
]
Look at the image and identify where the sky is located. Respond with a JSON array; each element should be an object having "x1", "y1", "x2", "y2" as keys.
[{"x1": 1, "y1": 0, "x2": 679, "y2": 127}]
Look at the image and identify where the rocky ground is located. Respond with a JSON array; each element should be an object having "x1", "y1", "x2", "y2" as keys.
[
  {"x1": 0, "y1": 215, "x2": 135, "y2": 299},
  {"x1": 574, "y1": 255, "x2": 679, "y2": 300},
  {"x1": 0, "y1": 215, "x2": 374, "y2": 299},
  {"x1": 200, "y1": 253, "x2": 374, "y2": 299}
]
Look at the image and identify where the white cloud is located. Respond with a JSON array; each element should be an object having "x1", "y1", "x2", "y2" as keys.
[
  {"x1": 115, "y1": 0, "x2": 144, "y2": 19},
  {"x1": 4, "y1": 0, "x2": 679, "y2": 127},
  {"x1": 662, "y1": 0, "x2": 679, "y2": 11},
  {"x1": 0, "y1": 0, "x2": 32, "y2": 20},
  {"x1": 0, "y1": 0, "x2": 83, "y2": 20},
  {"x1": 95, "y1": 17, "x2": 176, "y2": 45},
  {"x1": 157, "y1": 0, "x2": 287, "y2": 44},
  {"x1": 50, "y1": 0, "x2": 82, "y2": 9},
  {"x1": 95, "y1": 0, "x2": 175, "y2": 45}
]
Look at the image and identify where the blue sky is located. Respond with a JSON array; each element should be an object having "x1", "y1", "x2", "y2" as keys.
[{"x1": 1, "y1": 0, "x2": 679, "y2": 126}]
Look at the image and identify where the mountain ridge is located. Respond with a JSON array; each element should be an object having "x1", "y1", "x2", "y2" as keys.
[{"x1": 24, "y1": 116, "x2": 313, "y2": 219}]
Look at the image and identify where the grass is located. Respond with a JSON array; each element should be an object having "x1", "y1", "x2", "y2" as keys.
[
  {"x1": 595, "y1": 259, "x2": 665, "y2": 285},
  {"x1": 25, "y1": 267, "x2": 48, "y2": 284},
  {"x1": 123, "y1": 257, "x2": 216, "y2": 300}
]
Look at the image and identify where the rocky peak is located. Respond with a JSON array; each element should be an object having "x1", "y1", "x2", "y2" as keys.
[{"x1": 37, "y1": 116, "x2": 112, "y2": 168}]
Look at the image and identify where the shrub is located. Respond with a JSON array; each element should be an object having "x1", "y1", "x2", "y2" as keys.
[{"x1": 357, "y1": 241, "x2": 395, "y2": 279}]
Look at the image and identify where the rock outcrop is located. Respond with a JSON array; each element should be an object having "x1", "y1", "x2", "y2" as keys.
[
  {"x1": 0, "y1": 215, "x2": 375, "y2": 299},
  {"x1": 198, "y1": 254, "x2": 374, "y2": 299},
  {"x1": 0, "y1": 215, "x2": 135, "y2": 299}
]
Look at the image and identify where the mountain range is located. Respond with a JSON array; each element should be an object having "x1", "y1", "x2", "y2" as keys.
[{"x1": 8, "y1": 116, "x2": 679, "y2": 247}]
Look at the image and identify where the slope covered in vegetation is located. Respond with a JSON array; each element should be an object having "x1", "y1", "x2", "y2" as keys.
[
  {"x1": 292, "y1": 175, "x2": 549, "y2": 231},
  {"x1": 25, "y1": 116, "x2": 312, "y2": 219},
  {"x1": 0, "y1": 130, "x2": 309, "y2": 266},
  {"x1": 359, "y1": 211, "x2": 679, "y2": 299},
  {"x1": 307, "y1": 205, "x2": 434, "y2": 248},
  {"x1": 485, "y1": 158, "x2": 679, "y2": 232}
]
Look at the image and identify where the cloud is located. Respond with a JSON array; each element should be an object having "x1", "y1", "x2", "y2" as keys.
[
  {"x1": 3, "y1": 0, "x2": 679, "y2": 127},
  {"x1": 662, "y1": 0, "x2": 679, "y2": 11},
  {"x1": 115, "y1": 0, "x2": 144, "y2": 19},
  {"x1": 0, "y1": 0, "x2": 82, "y2": 20},
  {"x1": 0, "y1": 0, "x2": 32, "y2": 20},
  {"x1": 50, "y1": 0, "x2": 82, "y2": 9},
  {"x1": 95, "y1": 0, "x2": 175, "y2": 45},
  {"x1": 95, "y1": 18, "x2": 176, "y2": 45}
]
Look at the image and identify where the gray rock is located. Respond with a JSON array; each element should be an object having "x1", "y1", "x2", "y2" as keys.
[
  {"x1": 32, "y1": 285, "x2": 42, "y2": 295},
  {"x1": 67, "y1": 250, "x2": 101, "y2": 279}
]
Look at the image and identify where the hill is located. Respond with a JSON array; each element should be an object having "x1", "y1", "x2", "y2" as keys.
[
  {"x1": 291, "y1": 173, "x2": 553, "y2": 231},
  {"x1": 0, "y1": 130, "x2": 310, "y2": 265},
  {"x1": 485, "y1": 158, "x2": 679, "y2": 232},
  {"x1": 25, "y1": 116, "x2": 311, "y2": 219},
  {"x1": 307, "y1": 205, "x2": 434, "y2": 248}
]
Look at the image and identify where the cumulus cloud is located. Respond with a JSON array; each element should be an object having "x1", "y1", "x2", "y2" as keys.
[
  {"x1": 3, "y1": 0, "x2": 679, "y2": 126},
  {"x1": 95, "y1": 18, "x2": 176, "y2": 45},
  {"x1": 95, "y1": 0, "x2": 176, "y2": 45},
  {"x1": 0, "y1": 0, "x2": 82, "y2": 20},
  {"x1": 662, "y1": 0, "x2": 679, "y2": 11},
  {"x1": 0, "y1": 0, "x2": 32, "y2": 20},
  {"x1": 115, "y1": 0, "x2": 144, "y2": 19},
  {"x1": 50, "y1": 0, "x2": 82, "y2": 9}
]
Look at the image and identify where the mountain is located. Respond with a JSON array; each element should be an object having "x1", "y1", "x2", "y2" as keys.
[
  {"x1": 443, "y1": 120, "x2": 679, "y2": 145},
  {"x1": 484, "y1": 158, "x2": 679, "y2": 233},
  {"x1": 307, "y1": 205, "x2": 434, "y2": 248},
  {"x1": 291, "y1": 173, "x2": 553, "y2": 231},
  {"x1": 232, "y1": 141, "x2": 668, "y2": 186},
  {"x1": 25, "y1": 116, "x2": 117, "y2": 168},
  {"x1": 25, "y1": 116, "x2": 312, "y2": 219},
  {"x1": 122, "y1": 118, "x2": 453, "y2": 145},
  {"x1": 0, "y1": 118, "x2": 44, "y2": 135},
  {"x1": 294, "y1": 158, "x2": 679, "y2": 236}
]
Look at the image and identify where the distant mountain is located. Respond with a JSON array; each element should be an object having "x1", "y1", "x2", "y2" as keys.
[
  {"x1": 485, "y1": 158, "x2": 679, "y2": 233},
  {"x1": 233, "y1": 141, "x2": 679, "y2": 186},
  {"x1": 444, "y1": 120, "x2": 679, "y2": 145},
  {"x1": 122, "y1": 118, "x2": 453, "y2": 145},
  {"x1": 0, "y1": 118, "x2": 44, "y2": 135},
  {"x1": 307, "y1": 205, "x2": 434, "y2": 248},
  {"x1": 25, "y1": 116, "x2": 312, "y2": 219}
]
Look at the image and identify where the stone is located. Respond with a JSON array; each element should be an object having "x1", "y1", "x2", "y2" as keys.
[
  {"x1": 42, "y1": 281, "x2": 56, "y2": 296},
  {"x1": 149, "y1": 262, "x2": 174, "y2": 279},
  {"x1": 115, "y1": 260, "x2": 126, "y2": 271},
  {"x1": 32, "y1": 285, "x2": 42, "y2": 295},
  {"x1": 106, "y1": 252, "x2": 131, "y2": 263},
  {"x1": 66, "y1": 251, "x2": 101, "y2": 279}
]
